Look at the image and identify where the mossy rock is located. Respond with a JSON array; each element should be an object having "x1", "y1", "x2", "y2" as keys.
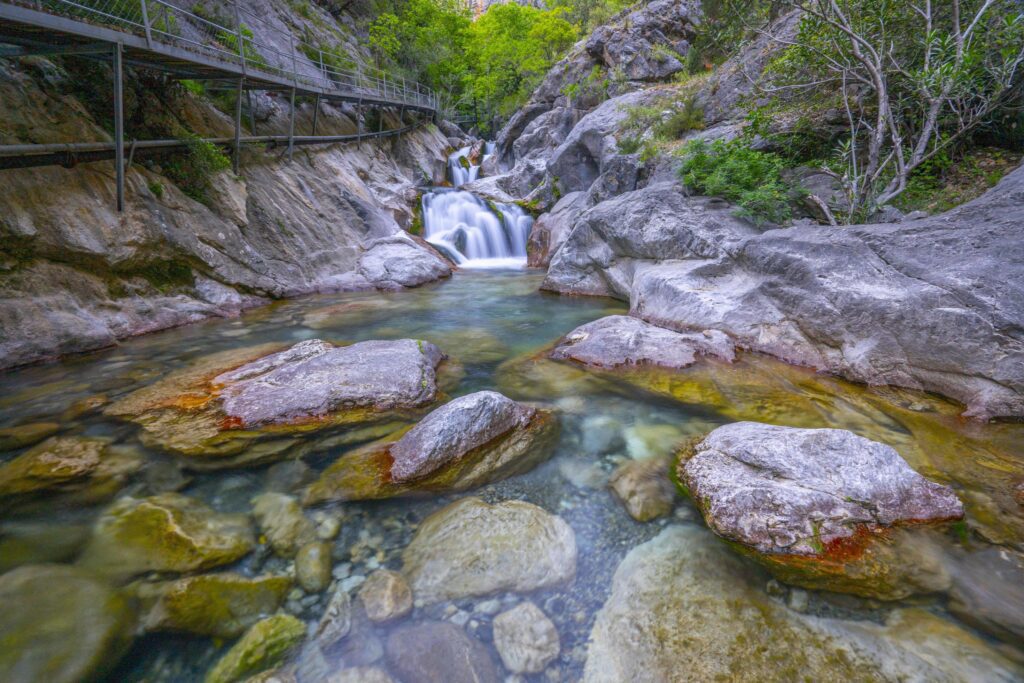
[
  {"x1": 204, "y1": 614, "x2": 306, "y2": 683},
  {"x1": 304, "y1": 409, "x2": 559, "y2": 505},
  {"x1": 0, "y1": 421, "x2": 60, "y2": 452},
  {"x1": 138, "y1": 573, "x2": 292, "y2": 638},
  {"x1": 0, "y1": 564, "x2": 137, "y2": 683},
  {"x1": 78, "y1": 493, "x2": 254, "y2": 580},
  {"x1": 0, "y1": 437, "x2": 142, "y2": 513}
]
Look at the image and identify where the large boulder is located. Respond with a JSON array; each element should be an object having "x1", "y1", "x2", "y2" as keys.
[
  {"x1": 104, "y1": 339, "x2": 448, "y2": 466},
  {"x1": 355, "y1": 234, "x2": 453, "y2": 290},
  {"x1": 384, "y1": 621, "x2": 498, "y2": 683},
  {"x1": 0, "y1": 564, "x2": 136, "y2": 683},
  {"x1": 303, "y1": 394, "x2": 558, "y2": 504},
  {"x1": 137, "y1": 573, "x2": 292, "y2": 638},
  {"x1": 77, "y1": 493, "x2": 254, "y2": 579},
  {"x1": 583, "y1": 525, "x2": 1023, "y2": 682},
  {"x1": 0, "y1": 436, "x2": 141, "y2": 512},
  {"x1": 542, "y1": 182, "x2": 757, "y2": 299},
  {"x1": 550, "y1": 315, "x2": 734, "y2": 369},
  {"x1": 526, "y1": 191, "x2": 589, "y2": 267},
  {"x1": 401, "y1": 497, "x2": 577, "y2": 606},
  {"x1": 678, "y1": 422, "x2": 963, "y2": 599}
]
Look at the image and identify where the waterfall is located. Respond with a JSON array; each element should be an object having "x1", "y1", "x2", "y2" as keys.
[
  {"x1": 448, "y1": 145, "x2": 480, "y2": 187},
  {"x1": 422, "y1": 189, "x2": 532, "y2": 268}
]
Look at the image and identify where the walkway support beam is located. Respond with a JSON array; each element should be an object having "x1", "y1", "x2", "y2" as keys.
[
  {"x1": 287, "y1": 87, "x2": 296, "y2": 161},
  {"x1": 312, "y1": 93, "x2": 320, "y2": 136},
  {"x1": 113, "y1": 41, "x2": 124, "y2": 212},
  {"x1": 233, "y1": 77, "x2": 244, "y2": 174}
]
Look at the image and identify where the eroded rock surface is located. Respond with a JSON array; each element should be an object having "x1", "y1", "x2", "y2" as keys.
[
  {"x1": 401, "y1": 497, "x2": 577, "y2": 606},
  {"x1": 679, "y1": 422, "x2": 963, "y2": 598},
  {"x1": 551, "y1": 315, "x2": 734, "y2": 369}
]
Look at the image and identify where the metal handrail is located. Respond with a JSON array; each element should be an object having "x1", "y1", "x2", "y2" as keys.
[{"x1": 8, "y1": 0, "x2": 438, "y2": 111}]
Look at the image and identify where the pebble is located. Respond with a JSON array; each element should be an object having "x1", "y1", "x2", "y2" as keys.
[
  {"x1": 787, "y1": 588, "x2": 809, "y2": 613},
  {"x1": 333, "y1": 562, "x2": 353, "y2": 580},
  {"x1": 449, "y1": 609, "x2": 470, "y2": 627},
  {"x1": 317, "y1": 517, "x2": 342, "y2": 540},
  {"x1": 475, "y1": 599, "x2": 502, "y2": 616},
  {"x1": 296, "y1": 542, "x2": 332, "y2": 593},
  {"x1": 339, "y1": 574, "x2": 366, "y2": 593}
]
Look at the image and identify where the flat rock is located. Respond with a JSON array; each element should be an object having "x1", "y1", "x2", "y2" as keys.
[
  {"x1": 493, "y1": 601, "x2": 560, "y2": 674},
  {"x1": 138, "y1": 572, "x2": 292, "y2": 638},
  {"x1": 358, "y1": 569, "x2": 412, "y2": 623},
  {"x1": 303, "y1": 405, "x2": 558, "y2": 505},
  {"x1": 583, "y1": 525, "x2": 1022, "y2": 682},
  {"x1": 0, "y1": 564, "x2": 136, "y2": 683},
  {"x1": 0, "y1": 421, "x2": 59, "y2": 452},
  {"x1": 252, "y1": 493, "x2": 316, "y2": 558},
  {"x1": 608, "y1": 456, "x2": 676, "y2": 522},
  {"x1": 679, "y1": 422, "x2": 963, "y2": 599},
  {"x1": 550, "y1": 315, "x2": 734, "y2": 369},
  {"x1": 384, "y1": 621, "x2": 498, "y2": 683},
  {"x1": 104, "y1": 339, "x2": 446, "y2": 465},
  {"x1": 390, "y1": 391, "x2": 536, "y2": 482},
  {"x1": 401, "y1": 497, "x2": 576, "y2": 606},
  {"x1": 204, "y1": 614, "x2": 306, "y2": 683},
  {"x1": 78, "y1": 493, "x2": 254, "y2": 580}
]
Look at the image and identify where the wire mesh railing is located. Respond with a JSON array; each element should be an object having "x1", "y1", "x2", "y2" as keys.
[{"x1": 6, "y1": 0, "x2": 438, "y2": 111}]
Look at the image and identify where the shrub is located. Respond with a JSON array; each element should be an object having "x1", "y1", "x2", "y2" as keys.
[
  {"x1": 677, "y1": 138, "x2": 794, "y2": 224},
  {"x1": 162, "y1": 134, "x2": 232, "y2": 205}
]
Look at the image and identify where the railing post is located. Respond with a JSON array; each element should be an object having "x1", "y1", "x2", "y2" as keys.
[
  {"x1": 312, "y1": 93, "x2": 320, "y2": 136},
  {"x1": 288, "y1": 34, "x2": 298, "y2": 86},
  {"x1": 233, "y1": 0, "x2": 246, "y2": 74},
  {"x1": 357, "y1": 98, "x2": 362, "y2": 149},
  {"x1": 113, "y1": 42, "x2": 125, "y2": 212},
  {"x1": 246, "y1": 89, "x2": 256, "y2": 134},
  {"x1": 233, "y1": 77, "x2": 244, "y2": 174},
  {"x1": 140, "y1": 0, "x2": 152, "y2": 47},
  {"x1": 318, "y1": 49, "x2": 326, "y2": 86},
  {"x1": 287, "y1": 87, "x2": 296, "y2": 161}
]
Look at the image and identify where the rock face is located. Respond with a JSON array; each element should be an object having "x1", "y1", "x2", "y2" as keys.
[
  {"x1": 303, "y1": 400, "x2": 558, "y2": 504},
  {"x1": 384, "y1": 621, "x2": 498, "y2": 683},
  {"x1": 608, "y1": 456, "x2": 676, "y2": 522},
  {"x1": 205, "y1": 614, "x2": 306, "y2": 683},
  {"x1": 583, "y1": 525, "x2": 1023, "y2": 682},
  {"x1": 78, "y1": 493, "x2": 254, "y2": 579},
  {"x1": 358, "y1": 569, "x2": 413, "y2": 623},
  {"x1": 139, "y1": 573, "x2": 292, "y2": 638},
  {"x1": 544, "y1": 165, "x2": 1024, "y2": 419},
  {"x1": 401, "y1": 497, "x2": 577, "y2": 606},
  {"x1": 493, "y1": 601, "x2": 560, "y2": 674},
  {"x1": 105, "y1": 339, "x2": 446, "y2": 465},
  {"x1": 0, "y1": 564, "x2": 136, "y2": 683},
  {"x1": 0, "y1": 436, "x2": 141, "y2": 511},
  {"x1": 679, "y1": 422, "x2": 963, "y2": 598},
  {"x1": 550, "y1": 315, "x2": 734, "y2": 369},
  {"x1": 0, "y1": 48, "x2": 452, "y2": 370},
  {"x1": 389, "y1": 391, "x2": 537, "y2": 482}
]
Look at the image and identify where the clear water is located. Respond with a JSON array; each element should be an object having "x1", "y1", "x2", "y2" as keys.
[{"x1": 0, "y1": 269, "x2": 1022, "y2": 681}]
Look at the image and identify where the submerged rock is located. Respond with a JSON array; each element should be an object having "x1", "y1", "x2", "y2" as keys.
[
  {"x1": 104, "y1": 339, "x2": 447, "y2": 467},
  {"x1": 0, "y1": 421, "x2": 59, "y2": 452},
  {"x1": 401, "y1": 497, "x2": 576, "y2": 606},
  {"x1": 358, "y1": 569, "x2": 413, "y2": 623},
  {"x1": 679, "y1": 422, "x2": 963, "y2": 599},
  {"x1": 0, "y1": 564, "x2": 136, "y2": 683},
  {"x1": 204, "y1": 614, "x2": 306, "y2": 683},
  {"x1": 314, "y1": 586, "x2": 353, "y2": 650},
  {"x1": 608, "y1": 456, "x2": 676, "y2": 522},
  {"x1": 493, "y1": 601, "x2": 560, "y2": 674},
  {"x1": 252, "y1": 493, "x2": 316, "y2": 558},
  {"x1": 138, "y1": 573, "x2": 292, "y2": 638},
  {"x1": 384, "y1": 621, "x2": 498, "y2": 683},
  {"x1": 295, "y1": 541, "x2": 332, "y2": 593},
  {"x1": 78, "y1": 493, "x2": 254, "y2": 579},
  {"x1": 303, "y1": 396, "x2": 558, "y2": 504},
  {"x1": 0, "y1": 436, "x2": 141, "y2": 511},
  {"x1": 946, "y1": 546, "x2": 1024, "y2": 645},
  {"x1": 583, "y1": 525, "x2": 1022, "y2": 682},
  {"x1": 551, "y1": 315, "x2": 734, "y2": 370}
]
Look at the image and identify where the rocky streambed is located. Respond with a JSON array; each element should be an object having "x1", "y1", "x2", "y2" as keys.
[{"x1": 0, "y1": 269, "x2": 1022, "y2": 682}]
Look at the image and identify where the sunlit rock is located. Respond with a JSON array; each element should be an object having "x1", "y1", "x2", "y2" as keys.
[
  {"x1": 137, "y1": 573, "x2": 292, "y2": 638},
  {"x1": 204, "y1": 614, "x2": 306, "y2": 683},
  {"x1": 679, "y1": 422, "x2": 963, "y2": 599},
  {"x1": 401, "y1": 497, "x2": 576, "y2": 606},
  {"x1": 0, "y1": 564, "x2": 136, "y2": 683},
  {"x1": 78, "y1": 493, "x2": 254, "y2": 580},
  {"x1": 584, "y1": 525, "x2": 1022, "y2": 682},
  {"x1": 384, "y1": 621, "x2": 498, "y2": 683},
  {"x1": 303, "y1": 394, "x2": 558, "y2": 504},
  {"x1": 104, "y1": 339, "x2": 449, "y2": 468}
]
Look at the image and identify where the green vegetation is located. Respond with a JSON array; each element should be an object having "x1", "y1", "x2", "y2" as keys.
[
  {"x1": 616, "y1": 84, "x2": 707, "y2": 161},
  {"x1": 147, "y1": 180, "x2": 165, "y2": 199},
  {"x1": 893, "y1": 147, "x2": 1022, "y2": 215},
  {"x1": 677, "y1": 138, "x2": 795, "y2": 225},
  {"x1": 162, "y1": 135, "x2": 232, "y2": 205}
]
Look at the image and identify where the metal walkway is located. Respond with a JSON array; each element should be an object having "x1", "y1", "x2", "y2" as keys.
[{"x1": 0, "y1": 0, "x2": 440, "y2": 209}]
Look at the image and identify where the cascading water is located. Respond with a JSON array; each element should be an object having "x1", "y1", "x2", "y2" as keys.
[{"x1": 424, "y1": 143, "x2": 531, "y2": 268}]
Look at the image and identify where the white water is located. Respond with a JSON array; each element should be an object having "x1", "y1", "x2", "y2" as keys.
[
  {"x1": 422, "y1": 190, "x2": 532, "y2": 268},
  {"x1": 448, "y1": 145, "x2": 480, "y2": 187}
]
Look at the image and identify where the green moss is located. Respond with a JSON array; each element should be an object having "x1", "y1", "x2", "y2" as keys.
[
  {"x1": 147, "y1": 180, "x2": 165, "y2": 198},
  {"x1": 204, "y1": 614, "x2": 305, "y2": 683}
]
